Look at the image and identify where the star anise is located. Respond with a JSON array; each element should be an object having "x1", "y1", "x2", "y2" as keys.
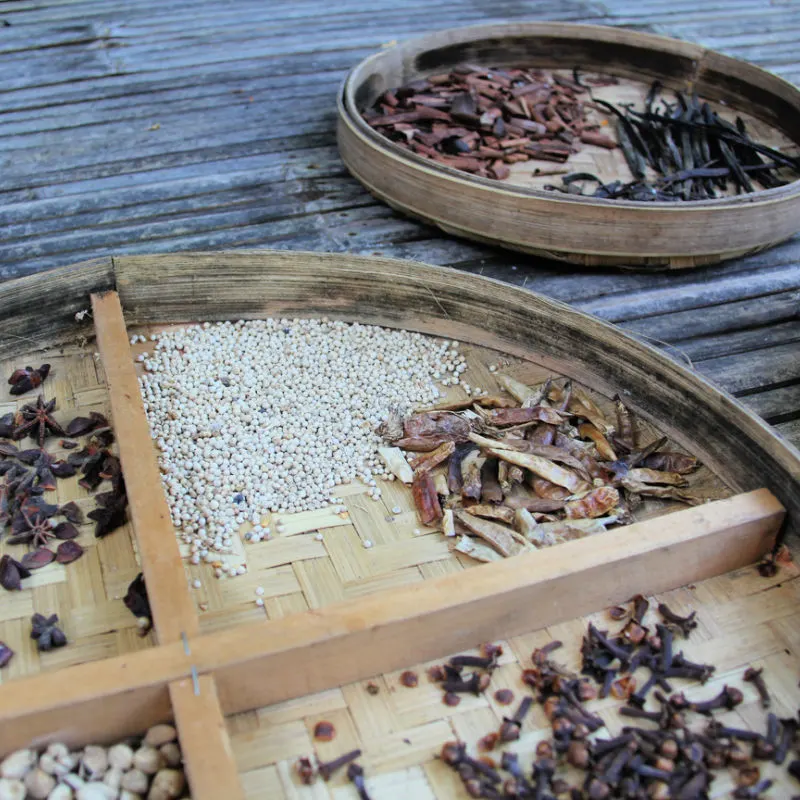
[
  {"x1": 15, "y1": 448, "x2": 76, "y2": 491},
  {"x1": 65, "y1": 411, "x2": 108, "y2": 438},
  {"x1": 7, "y1": 510, "x2": 57, "y2": 548},
  {"x1": 30, "y1": 613, "x2": 67, "y2": 652},
  {"x1": 13, "y1": 395, "x2": 66, "y2": 448},
  {"x1": 8, "y1": 364, "x2": 50, "y2": 396},
  {"x1": 88, "y1": 491, "x2": 128, "y2": 538},
  {"x1": 0, "y1": 413, "x2": 15, "y2": 439},
  {"x1": 0, "y1": 554, "x2": 31, "y2": 591}
]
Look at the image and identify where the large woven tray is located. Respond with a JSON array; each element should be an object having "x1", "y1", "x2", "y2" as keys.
[{"x1": 0, "y1": 251, "x2": 798, "y2": 799}]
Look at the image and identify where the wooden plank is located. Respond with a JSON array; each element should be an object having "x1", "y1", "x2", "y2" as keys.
[
  {"x1": 170, "y1": 675, "x2": 245, "y2": 800},
  {"x1": 90, "y1": 290, "x2": 198, "y2": 642},
  {"x1": 197, "y1": 490, "x2": 783, "y2": 716}
]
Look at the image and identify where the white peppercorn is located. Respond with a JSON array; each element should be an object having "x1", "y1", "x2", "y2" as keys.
[
  {"x1": 157, "y1": 745, "x2": 180, "y2": 770},
  {"x1": 148, "y1": 769, "x2": 184, "y2": 799},
  {"x1": 133, "y1": 747, "x2": 162, "y2": 776},
  {"x1": 0, "y1": 778, "x2": 24, "y2": 800},
  {"x1": 143, "y1": 726, "x2": 176, "y2": 750},
  {"x1": 0, "y1": 750, "x2": 35, "y2": 780},
  {"x1": 103, "y1": 767, "x2": 123, "y2": 791},
  {"x1": 47, "y1": 784, "x2": 74, "y2": 800},
  {"x1": 24, "y1": 768, "x2": 56, "y2": 799},
  {"x1": 107, "y1": 745, "x2": 133, "y2": 773},
  {"x1": 120, "y1": 769, "x2": 148, "y2": 794},
  {"x1": 80, "y1": 747, "x2": 107, "y2": 780}
]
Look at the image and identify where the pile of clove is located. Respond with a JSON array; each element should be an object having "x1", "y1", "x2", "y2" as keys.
[
  {"x1": 362, "y1": 65, "x2": 617, "y2": 180},
  {"x1": 435, "y1": 596, "x2": 800, "y2": 798},
  {"x1": 378, "y1": 373, "x2": 704, "y2": 563},
  {"x1": 0, "y1": 365, "x2": 130, "y2": 667},
  {"x1": 546, "y1": 81, "x2": 800, "y2": 201}
]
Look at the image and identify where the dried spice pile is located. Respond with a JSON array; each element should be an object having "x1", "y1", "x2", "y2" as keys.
[
  {"x1": 425, "y1": 595, "x2": 800, "y2": 798},
  {"x1": 547, "y1": 82, "x2": 800, "y2": 201},
  {"x1": 0, "y1": 366, "x2": 129, "y2": 670},
  {"x1": 381, "y1": 373, "x2": 704, "y2": 561},
  {"x1": 0, "y1": 723, "x2": 187, "y2": 799},
  {"x1": 137, "y1": 319, "x2": 471, "y2": 560},
  {"x1": 363, "y1": 65, "x2": 616, "y2": 179}
]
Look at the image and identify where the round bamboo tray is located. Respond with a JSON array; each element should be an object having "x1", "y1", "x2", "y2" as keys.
[
  {"x1": 337, "y1": 23, "x2": 800, "y2": 269},
  {"x1": 0, "y1": 252, "x2": 799, "y2": 800}
]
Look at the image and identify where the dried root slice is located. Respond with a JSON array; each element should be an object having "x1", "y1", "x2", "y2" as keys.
[
  {"x1": 454, "y1": 509, "x2": 532, "y2": 557},
  {"x1": 486, "y1": 447, "x2": 588, "y2": 494},
  {"x1": 496, "y1": 374, "x2": 544, "y2": 406},
  {"x1": 454, "y1": 534, "x2": 504, "y2": 563},
  {"x1": 412, "y1": 470, "x2": 443, "y2": 524},
  {"x1": 514, "y1": 508, "x2": 557, "y2": 547},
  {"x1": 479, "y1": 406, "x2": 564, "y2": 427},
  {"x1": 577, "y1": 423, "x2": 617, "y2": 462},
  {"x1": 409, "y1": 441, "x2": 455, "y2": 472},
  {"x1": 540, "y1": 516, "x2": 618, "y2": 539},
  {"x1": 378, "y1": 446, "x2": 413, "y2": 484},
  {"x1": 626, "y1": 468, "x2": 688, "y2": 486},
  {"x1": 620, "y1": 478, "x2": 704, "y2": 505},
  {"x1": 465, "y1": 504, "x2": 516, "y2": 525},
  {"x1": 461, "y1": 450, "x2": 484, "y2": 500},
  {"x1": 442, "y1": 509, "x2": 456, "y2": 537},
  {"x1": 564, "y1": 487, "x2": 620, "y2": 519}
]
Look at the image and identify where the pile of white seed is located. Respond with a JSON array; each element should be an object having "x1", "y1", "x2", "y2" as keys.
[
  {"x1": 0, "y1": 724, "x2": 186, "y2": 799},
  {"x1": 138, "y1": 318, "x2": 468, "y2": 557}
]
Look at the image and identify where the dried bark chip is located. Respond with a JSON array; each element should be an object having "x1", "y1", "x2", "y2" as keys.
[
  {"x1": 494, "y1": 688, "x2": 515, "y2": 705},
  {"x1": 56, "y1": 540, "x2": 84, "y2": 565},
  {"x1": 313, "y1": 721, "x2": 336, "y2": 742},
  {"x1": 400, "y1": 670, "x2": 419, "y2": 688},
  {"x1": 20, "y1": 548, "x2": 55, "y2": 570}
]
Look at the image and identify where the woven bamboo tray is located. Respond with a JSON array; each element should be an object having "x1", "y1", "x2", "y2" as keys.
[
  {"x1": 337, "y1": 23, "x2": 800, "y2": 269},
  {"x1": 0, "y1": 251, "x2": 799, "y2": 799}
]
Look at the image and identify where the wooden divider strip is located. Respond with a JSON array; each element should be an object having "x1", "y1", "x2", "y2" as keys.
[
  {"x1": 170, "y1": 675, "x2": 245, "y2": 800},
  {"x1": 0, "y1": 490, "x2": 783, "y2": 755},
  {"x1": 199, "y1": 488, "x2": 784, "y2": 714},
  {"x1": 91, "y1": 291, "x2": 199, "y2": 642}
]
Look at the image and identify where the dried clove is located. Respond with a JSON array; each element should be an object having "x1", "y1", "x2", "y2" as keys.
[
  {"x1": 347, "y1": 762, "x2": 373, "y2": 800},
  {"x1": 443, "y1": 671, "x2": 491, "y2": 696},
  {"x1": 657, "y1": 603, "x2": 697, "y2": 637},
  {"x1": 493, "y1": 688, "x2": 514, "y2": 705},
  {"x1": 313, "y1": 721, "x2": 335, "y2": 742},
  {"x1": 317, "y1": 749, "x2": 362, "y2": 781},
  {"x1": 744, "y1": 667, "x2": 771, "y2": 709},
  {"x1": 295, "y1": 756, "x2": 315, "y2": 784},
  {"x1": 399, "y1": 670, "x2": 419, "y2": 688},
  {"x1": 498, "y1": 697, "x2": 533, "y2": 742}
]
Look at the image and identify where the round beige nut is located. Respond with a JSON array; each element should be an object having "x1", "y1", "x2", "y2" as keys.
[
  {"x1": 47, "y1": 784, "x2": 74, "y2": 800},
  {"x1": 39, "y1": 755, "x2": 58, "y2": 776},
  {"x1": 62, "y1": 774, "x2": 85, "y2": 791},
  {"x1": 132, "y1": 748, "x2": 163, "y2": 776},
  {"x1": 45, "y1": 745, "x2": 70, "y2": 761},
  {"x1": 103, "y1": 768, "x2": 123, "y2": 792},
  {"x1": 157, "y1": 745, "x2": 180, "y2": 770},
  {"x1": 121, "y1": 769, "x2": 148, "y2": 795},
  {"x1": 0, "y1": 750, "x2": 36, "y2": 780},
  {"x1": 76, "y1": 785, "x2": 117, "y2": 800},
  {"x1": 107, "y1": 745, "x2": 134, "y2": 773},
  {"x1": 0, "y1": 777, "x2": 25, "y2": 800},
  {"x1": 119, "y1": 793, "x2": 142, "y2": 800},
  {"x1": 143, "y1": 726, "x2": 176, "y2": 750},
  {"x1": 80, "y1": 746, "x2": 108, "y2": 779},
  {"x1": 24, "y1": 768, "x2": 56, "y2": 799},
  {"x1": 148, "y1": 769, "x2": 185, "y2": 799}
]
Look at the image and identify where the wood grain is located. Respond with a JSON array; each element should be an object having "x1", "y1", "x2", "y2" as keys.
[
  {"x1": 91, "y1": 290, "x2": 199, "y2": 642},
  {"x1": 170, "y1": 675, "x2": 245, "y2": 800}
]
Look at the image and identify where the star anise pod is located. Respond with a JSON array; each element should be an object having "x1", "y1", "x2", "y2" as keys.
[
  {"x1": 59, "y1": 501, "x2": 84, "y2": 525},
  {"x1": 15, "y1": 449, "x2": 76, "y2": 491},
  {"x1": 0, "y1": 554, "x2": 31, "y2": 591},
  {"x1": 124, "y1": 573, "x2": 152, "y2": 635},
  {"x1": 88, "y1": 491, "x2": 128, "y2": 538},
  {"x1": 0, "y1": 413, "x2": 15, "y2": 439},
  {"x1": 7, "y1": 509, "x2": 77, "y2": 548},
  {"x1": 65, "y1": 411, "x2": 108, "y2": 438},
  {"x1": 0, "y1": 642, "x2": 13, "y2": 668},
  {"x1": 13, "y1": 395, "x2": 66, "y2": 448},
  {"x1": 8, "y1": 364, "x2": 50, "y2": 396},
  {"x1": 20, "y1": 548, "x2": 55, "y2": 570},
  {"x1": 30, "y1": 613, "x2": 67, "y2": 652}
]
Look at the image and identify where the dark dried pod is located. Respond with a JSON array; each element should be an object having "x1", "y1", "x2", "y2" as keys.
[
  {"x1": 16, "y1": 448, "x2": 42, "y2": 465},
  {"x1": 30, "y1": 612, "x2": 68, "y2": 652},
  {"x1": 52, "y1": 521, "x2": 79, "y2": 540},
  {"x1": 0, "y1": 554, "x2": 31, "y2": 590},
  {"x1": 65, "y1": 416, "x2": 99, "y2": 437},
  {"x1": 0, "y1": 412, "x2": 15, "y2": 438},
  {"x1": 56, "y1": 540, "x2": 84, "y2": 565},
  {"x1": 8, "y1": 364, "x2": 50, "y2": 396},
  {"x1": 20, "y1": 548, "x2": 55, "y2": 570},
  {"x1": 60, "y1": 439, "x2": 79, "y2": 450},
  {"x1": 50, "y1": 460, "x2": 77, "y2": 479},
  {"x1": 123, "y1": 573, "x2": 152, "y2": 632},
  {"x1": 0, "y1": 642, "x2": 14, "y2": 668},
  {"x1": 59, "y1": 501, "x2": 84, "y2": 525}
]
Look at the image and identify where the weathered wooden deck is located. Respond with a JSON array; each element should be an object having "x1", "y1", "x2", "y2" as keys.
[{"x1": 0, "y1": 0, "x2": 797, "y2": 445}]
